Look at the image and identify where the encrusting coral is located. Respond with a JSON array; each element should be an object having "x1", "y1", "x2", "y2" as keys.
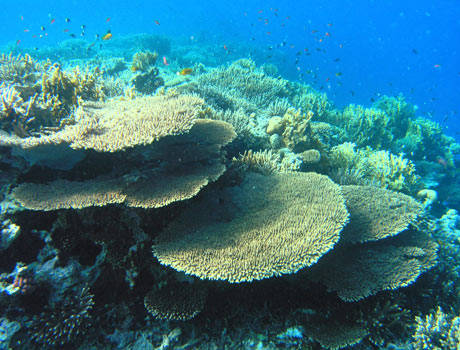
[{"x1": 152, "y1": 171, "x2": 349, "y2": 283}]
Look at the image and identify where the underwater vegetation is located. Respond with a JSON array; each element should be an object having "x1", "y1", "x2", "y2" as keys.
[{"x1": 0, "y1": 34, "x2": 460, "y2": 350}]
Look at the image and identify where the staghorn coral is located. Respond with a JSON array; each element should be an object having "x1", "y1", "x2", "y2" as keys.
[
  {"x1": 152, "y1": 171, "x2": 349, "y2": 283},
  {"x1": 144, "y1": 282, "x2": 207, "y2": 321},
  {"x1": 372, "y1": 94, "x2": 414, "y2": 141},
  {"x1": 291, "y1": 82, "x2": 332, "y2": 120},
  {"x1": 0, "y1": 52, "x2": 42, "y2": 84},
  {"x1": 340, "y1": 185, "x2": 423, "y2": 243},
  {"x1": 357, "y1": 297, "x2": 412, "y2": 347},
  {"x1": 411, "y1": 307, "x2": 460, "y2": 349},
  {"x1": 338, "y1": 104, "x2": 393, "y2": 149},
  {"x1": 232, "y1": 149, "x2": 295, "y2": 175},
  {"x1": 30, "y1": 286, "x2": 94, "y2": 347},
  {"x1": 308, "y1": 230, "x2": 438, "y2": 302},
  {"x1": 328, "y1": 142, "x2": 420, "y2": 192},
  {"x1": 0, "y1": 83, "x2": 26, "y2": 132}
]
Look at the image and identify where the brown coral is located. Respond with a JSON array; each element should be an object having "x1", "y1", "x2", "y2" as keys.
[
  {"x1": 152, "y1": 171, "x2": 349, "y2": 283},
  {"x1": 13, "y1": 163, "x2": 226, "y2": 210},
  {"x1": 340, "y1": 185, "x2": 424, "y2": 243},
  {"x1": 1, "y1": 93, "x2": 206, "y2": 152},
  {"x1": 307, "y1": 230, "x2": 438, "y2": 302},
  {"x1": 144, "y1": 282, "x2": 207, "y2": 321}
]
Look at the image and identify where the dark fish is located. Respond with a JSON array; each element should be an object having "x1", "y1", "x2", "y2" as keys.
[
  {"x1": 70, "y1": 33, "x2": 76, "y2": 38},
  {"x1": 351, "y1": 90, "x2": 355, "y2": 96},
  {"x1": 412, "y1": 49, "x2": 419, "y2": 54},
  {"x1": 40, "y1": 26, "x2": 45, "y2": 31},
  {"x1": 296, "y1": 51, "x2": 302, "y2": 56},
  {"x1": 333, "y1": 58, "x2": 340, "y2": 62},
  {"x1": 295, "y1": 58, "x2": 299, "y2": 64},
  {"x1": 81, "y1": 24, "x2": 86, "y2": 29},
  {"x1": 65, "y1": 18, "x2": 71, "y2": 22},
  {"x1": 370, "y1": 97, "x2": 375, "y2": 102},
  {"x1": 335, "y1": 72, "x2": 342, "y2": 77}
]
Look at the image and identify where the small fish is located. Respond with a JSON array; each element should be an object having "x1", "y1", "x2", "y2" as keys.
[
  {"x1": 224, "y1": 44, "x2": 228, "y2": 50},
  {"x1": 63, "y1": 28, "x2": 69, "y2": 32},
  {"x1": 327, "y1": 23, "x2": 333, "y2": 26},
  {"x1": 81, "y1": 24, "x2": 86, "y2": 29},
  {"x1": 70, "y1": 33, "x2": 76, "y2": 38},
  {"x1": 370, "y1": 97, "x2": 375, "y2": 102},
  {"x1": 433, "y1": 64, "x2": 441, "y2": 68},
  {"x1": 412, "y1": 49, "x2": 419, "y2": 54},
  {"x1": 106, "y1": 17, "x2": 111, "y2": 22},
  {"x1": 65, "y1": 18, "x2": 71, "y2": 23},
  {"x1": 102, "y1": 30, "x2": 112, "y2": 40},
  {"x1": 40, "y1": 26, "x2": 46, "y2": 31},
  {"x1": 16, "y1": 39, "x2": 21, "y2": 46},
  {"x1": 335, "y1": 72, "x2": 342, "y2": 77},
  {"x1": 154, "y1": 20, "x2": 160, "y2": 25},
  {"x1": 266, "y1": 31, "x2": 271, "y2": 35},
  {"x1": 351, "y1": 90, "x2": 355, "y2": 96},
  {"x1": 50, "y1": 18, "x2": 55, "y2": 24},
  {"x1": 20, "y1": 15, "x2": 24, "y2": 21},
  {"x1": 95, "y1": 34, "x2": 99, "y2": 40},
  {"x1": 177, "y1": 68, "x2": 193, "y2": 76},
  {"x1": 162, "y1": 56, "x2": 169, "y2": 66},
  {"x1": 296, "y1": 51, "x2": 302, "y2": 56},
  {"x1": 24, "y1": 29, "x2": 30, "y2": 32},
  {"x1": 325, "y1": 32, "x2": 331, "y2": 37},
  {"x1": 312, "y1": 30, "x2": 318, "y2": 34},
  {"x1": 333, "y1": 58, "x2": 341, "y2": 62},
  {"x1": 326, "y1": 77, "x2": 330, "y2": 82}
]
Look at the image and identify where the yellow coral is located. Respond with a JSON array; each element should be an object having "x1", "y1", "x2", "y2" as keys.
[{"x1": 131, "y1": 50, "x2": 158, "y2": 72}]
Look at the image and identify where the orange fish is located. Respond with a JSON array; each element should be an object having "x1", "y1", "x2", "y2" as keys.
[
  {"x1": 24, "y1": 29, "x2": 30, "y2": 32},
  {"x1": 154, "y1": 20, "x2": 160, "y2": 25},
  {"x1": 106, "y1": 17, "x2": 110, "y2": 22},
  {"x1": 325, "y1": 32, "x2": 331, "y2": 37},
  {"x1": 16, "y1": 39, "x2": 21, "y2": 46},
  {"x1": 178, "y1": 68, "x2": 193, "y2": 76},
  {"x1": 434, "y1": 64, "x2": 441, "y2": 68},
  {"x1": 50, "y1": 18, "x2": 55, "y2": 24},
  {"x1": 102, "y1": 30, "x2": 112, "y2": 40},
  {"x1": 162, "y1": 56, "x2": 169, "y2": 66}
]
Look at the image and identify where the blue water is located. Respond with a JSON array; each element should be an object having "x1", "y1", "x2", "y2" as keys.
[{"x1": 2, "y1": 0, "x2": 459, "y2": 141}]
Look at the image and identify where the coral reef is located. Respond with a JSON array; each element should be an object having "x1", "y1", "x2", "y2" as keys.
[
  {"x1": 411, "y1": 307, "x2": 460, "y2": 349},
  {"x1": 144, "y1": 282, "x2": 207, "y2": 320},
  {"x1": 0, "y1": 47, "x2": 456, "y2": 350},
  {"x1": 30, "y1": 286, "x2": 94, "y2": 347},
  {"x1": 153, "y1": 171, "x2": 349, "y2": 282}
]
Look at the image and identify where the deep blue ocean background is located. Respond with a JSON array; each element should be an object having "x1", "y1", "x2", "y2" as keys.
[{"x1": 2, "y1": 0, "x2": 459, "y2": 142}]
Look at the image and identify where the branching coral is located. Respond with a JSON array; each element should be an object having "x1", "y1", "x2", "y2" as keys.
[
  {"x1": 30, "y1": 286, "x2": 94, "y2": 347},
  {"x1": 328, "y1": 143, "x2": 420, "y2": 192},
  {"x1": 232, "y1": 149, "x2": 295, "y2": 175},
  {"x1": 411, "y1": 307, "x2": 460, "y2": 349}
]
